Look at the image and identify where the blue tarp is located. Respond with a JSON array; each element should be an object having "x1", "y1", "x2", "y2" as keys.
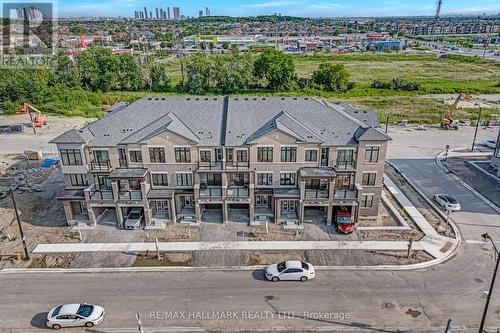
[{"x1": 41, "y1": 157, "x2": 59, "y2": 168}]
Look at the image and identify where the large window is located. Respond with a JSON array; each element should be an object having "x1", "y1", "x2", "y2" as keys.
[
  {"x1": 280, "y1": 173, "x2": 296, "y2": 186},
  {"x1": 305, "y1": 149, "x2": 318, "y2": 162},
  {"x1": 200, "y1": 150, "x2": 211, "y2": 162},
  {"x1": 69, "y1": 174, "x2": 88, "y2": 187},
  {"x1": 60, "y1": 149, "x2": 82, "y2": 166},
  {"x1": 149, "y1": 147, "x2": 165, "y2": 163},
  {"x1": 362, "y1": 194, "x2": 374, "y2": 208},
  {"x1": 280, "y1": 147, "x2": 297, "y2": 162},
  {"x1": 236, "y1": 149, "x2": 248, "y2": 162},
  {"x1": 205, "y1": 173, "x2": 222, "y2": 186},
  {"x1": 337, "y1": 149, "x2": 355, "y2": 164},
  {"x1": 129, "y1": 150, "x2": 142, "y2": 163},
  {"x1": 257, "y1": 147, "x2": 273, "y2": 162},
  {"x1": 257, "y1": 173, "x2": 273, "y2": 186},
  {"x1": 176, "y1": 173, "x2": 193, "y2": 186},
  {"x1": 118, "y1": 148, "x2": 127, "y2": 167},
  {"x1": 174, "y1": 148, "x2": 191, "y2": 163},
  {"x1": 93, "y1": 150, "x2": 109, "y2": 164},
  {"x1": 364, "y1": 146, "x2": 380, "y2": 163},
  {"x1": 215, "y1": 148, "x2": 223, "y2": 161},
  {"x1": 151, "y1": 173, "x2": 168, "y2": 187},
  {"x1": 321, "y1": 147, "x2": 329, "y2": 166},
  {"x1": 226, "y1": 148, "x2": 233, "y2": 162},
  {"x1": 362, "y1": 172, "x2": 377, "y2": 186}
]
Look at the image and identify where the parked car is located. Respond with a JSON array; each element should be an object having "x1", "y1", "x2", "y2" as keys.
[
  {"x1": 46, "y1": 303, "x2": 105, "y2": 329},
  {"x1": 334, "y1": 206, "x2": 353, "y2": 234},
  {"x1": 434, "y1": 193, "x2": 461, "y2": 211},
  {"x1": 124, "y1": 208, "x2": 143, "y2": 229},
  {"x1": 265, "y1": 260, "x2": 315, "y2": 282},
  {"x1": 480, "y1": 139, "x2": 497, "y2": 149}
]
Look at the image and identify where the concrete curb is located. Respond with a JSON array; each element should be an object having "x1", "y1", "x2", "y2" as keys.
[
  {"x1": 436, "y1": 148, "x2": 500, "y2": 214},
  {"x1": 466, "y1": 160, "x2": 500, "y2": 183}
]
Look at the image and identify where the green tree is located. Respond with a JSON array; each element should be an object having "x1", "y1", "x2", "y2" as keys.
[
  {"x1": 311, "y1": 63, "x2": 350, "y2": 92},
  {"x1": 117, "y1": 53, "x2": 144, "y2": 90},
  {"x1": 49, "y1": 51, "x2": 80, "y2": 88},
  {"x1": 253, "y1": 50, "x2": 297, "y2": 91},
  {"x1": 185, "y1": 53, "x2": 212, "y2": 94},
  {"x1": 149, "y1": 64, "x2": 171, "y2": 92},
  {"x1": 212, "y1": 54, "x2": 253, "y2": 93},
  {"x1": 76, "y1": 47, "x2": 119, "y2": 92}
]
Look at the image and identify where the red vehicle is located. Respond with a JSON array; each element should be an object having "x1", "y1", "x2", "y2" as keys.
[{"x1": 335, "y1": 207, "x2": 353, "y2": 234}]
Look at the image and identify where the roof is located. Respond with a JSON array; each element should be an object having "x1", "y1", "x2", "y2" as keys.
[
  {"x1": 285, "y1": 260, "x2": 303, "y2": 269},
  {"x1": 58, "y1": 304, "x2": 80, "y2": 316},
  {"x1": 109, "y1": 168, "x2": 148, "y2": 179},
  {"x1": 52, "y1": 97, "x2": 390, "y2": 147},
  {"x1": 299, "y1": 167, "x2": 336, "y2": 178},
  {"x1": 147, "y1": 189, "x2": 175, "y2": 199}
]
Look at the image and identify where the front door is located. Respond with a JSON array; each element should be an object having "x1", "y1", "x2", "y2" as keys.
[
  {"x1": 155, "y1": 200, "x2": 169, "y2": 213},
  {"x1": 282, "y1": 200, "x2": 296, "y2": 212}
]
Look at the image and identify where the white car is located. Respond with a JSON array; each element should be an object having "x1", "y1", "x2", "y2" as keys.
[
  {"x1": 265, "y1": 260, "x2": 315, "y2": 282},
  {"x1": 434, "y1": 193, "x2": 461, "y2": 212},
  {"x1": 124, "y1": 208, "x2": 143, "y2": 229},
  {"x1": 480, "y1": 140, "x2": 497, "y2": 149},
  {"x1": 46, "y1": 304, "x2": 105, "y2": 330}
]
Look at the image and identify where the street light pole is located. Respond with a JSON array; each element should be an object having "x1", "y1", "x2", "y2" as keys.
[
  {"x1": 471, "y1": 107, "x2": 482, "y2": 152},
  {"x1": 9, "y1": 188, "x2": 30, "y2": 260},
  {"x1": 478, "y1": 233, "x2": 500, "y2": 333}
]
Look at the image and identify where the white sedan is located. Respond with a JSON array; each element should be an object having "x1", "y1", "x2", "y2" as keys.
[
  {"x1": 265, "y1": 260, "x2": 315, "y2": 282},
  {"x1": 434, "y1": 193, "x2": 461, "y2": 212},
  {"x1": 46, "y1": 304, "x2": 105, "y2": 330}
]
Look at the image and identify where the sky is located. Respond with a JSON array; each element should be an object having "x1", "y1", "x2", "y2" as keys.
[{"x1": 59, "y1": 0, "x2": 500, "y2": 18}]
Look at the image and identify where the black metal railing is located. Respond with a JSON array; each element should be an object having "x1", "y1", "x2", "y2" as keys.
[
  {"x1": 200, "y1": 188, "x2": 223, "y2": 197},
  {"x1": 226, "y1": 161, "x2": 250, "y2": 170},
  {"x1": 334, "y1": 188, "x2": 357, "y2": 199},
  {"x1": 118, "y1": 190, "x2": 142, "y2": 200},
  {"x1": 198, "y1": 161, "x2": 223, "y2": 170},
  {"x1": 90, "y1": 189, "x2": 113, "y2": 200},
  {"x1": 305, "y1": 189, "x2": 329, "y2": 199},
  {"x1": 227, "y1": 187, "x2": 249, "y2": 197},
  {"x1": 335, "y1": 161, "x2": 356, "y2": 170},
  {"x1": 89, "y1": 160, "x2": 112, "y2": 171}
]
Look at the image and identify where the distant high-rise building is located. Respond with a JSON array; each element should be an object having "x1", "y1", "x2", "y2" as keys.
[
  {"x1": 134, "y1": 11, "x2": 138, "y2": 19},
  {"x1": 205, "y1": 7, "x2": 210, "y2": 16},
  {"x1": 155, "y1": 8, "x2": 159, "y2": 19},
  {"x1": 173, "y1": 7, "x2": 180, "y2": 19},
  {"x1": 199, "y1": 10, "x2": 203, "y2": 17},
  {"x1": 150, "y1": 11, "x2": 153, "y2": 19},
  {"x1": 139, "y1": 11, "x2": 144, "y2": 19},
  {"x1": 160, "y1": 8, "x2": 164, "y2": 19},
  {"x1": 144, "y1": 7, "x2": 148, "y2": 19},
  {"x1": 167, "y1": 7, "x2": 171, "y2": 19}
]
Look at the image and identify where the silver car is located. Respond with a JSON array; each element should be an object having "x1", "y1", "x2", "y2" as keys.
[
  {"x1": 124, "y1": 208, "x2": 143, "y2": 229},
  {"x1": 46, "y1": 304, "x2": 105, "y2": 330},
  {"x1": 434, "y1": 193, "x2": 461, "y2": 212},
  {"x1": 265, "y1": 260, "x2": 315, "y2": 282}
]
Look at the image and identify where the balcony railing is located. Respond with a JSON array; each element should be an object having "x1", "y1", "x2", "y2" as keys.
[
  {"x1": 89, "y1": 160, "x2": 112, "y2": 171},
  {"x1": 227, "y1": 187, "x2": 249, "y2": 197},
  {"x1": 90, "y1": 189, "x2": 113, "y2": 200},
  {"x1": 305, "y1": 189, "x2": 329, "y2": 199},
  {"x1": 119, "y1": 190, "x2": 143, "y2": 200},
  {"x1": 198, "y1": 161, "x2": 223, "y2": 171},
  {"x1": 334, "y1": 189, "x2": 357, "y2": 199},
  {"x1": 200, "y1": 188, "x2": 223, "y2": 197},
  {"x1": 335, "y1": 161, "x2": 356, "y2": 171},
  {"x1": 226, "y1": 161, "x2": 250, "y2": 170}
]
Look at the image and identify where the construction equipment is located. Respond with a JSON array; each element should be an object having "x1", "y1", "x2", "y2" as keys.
[
  {"x1": 440, "y1": 93, "x2": 472, "y2": 130},
  {"x1": 16, "y1": 103, "x2": 47, "y2": 131}
]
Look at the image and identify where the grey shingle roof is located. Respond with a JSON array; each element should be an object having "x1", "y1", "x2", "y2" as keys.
[
  {"x1": 52, "y1": 96, "x2": 390, "y2": 147},
  {"x1": 337, "y1": 102, "x2": 381, "y2": 128}
]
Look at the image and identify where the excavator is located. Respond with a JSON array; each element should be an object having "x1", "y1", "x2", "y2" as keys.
[
  {"x1": 440, "y1": 93, "x2": 472, "y2": 130},
  {"x1": 15, "y1": 103, "x2": 47, "y2": 128}
]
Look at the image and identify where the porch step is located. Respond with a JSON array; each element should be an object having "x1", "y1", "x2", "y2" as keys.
[{"x1": 283, "y1": 221, "x2": 304, "y2": 230}]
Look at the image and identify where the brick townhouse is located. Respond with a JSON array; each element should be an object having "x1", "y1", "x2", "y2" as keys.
[{"x1": 51, "y1": 96, "x2": 391, "y2": 229}]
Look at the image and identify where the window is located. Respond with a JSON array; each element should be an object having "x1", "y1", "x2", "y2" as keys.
[
  {"x1": 118, "y1": 148, "x2": 127, "y2": 167},
  {"x1": 280, "y1": 173, "x2": 296, "y2": 186},
  {"x1": 256, "y1": 195, "x2": 270, "y2": 206},
  {"x1": 236, "y1": 149, "x2": 248, "y2": 162},
  {"x1": 229, "y1": 173, "x2": 246, "y2": 186},
  {"x1": 93, "y1": 150, "x2": 109, "y2": 164},
  {"x1": 257, "y1": 147, "x2": 273, "y2": 162},
  {"x1": 362, "y1": 172, "x2": 377, "y2": 186},
  {"x1": 226, "y1": 148, "x2": 233, "y2": 162},
  {"x1": 176, "y1": 173, "x2": 193, "y2": 186},
  {"x1": 336, "y1": 174, "x2": 353, "y2": 190},
  {"x1": 280, "y1": 147, "x2": 297, "y2": 162},
  {"x1": 365, "y1": 146, "x2": 380, "y2": 163},
  {"x1": 96, "y1": 175, "x2": 112, "y2": 190},
  {"x1": 305, "y1": 149, "x2": 318, "y2": 162},
  {"x1": 215, "y1": 148, "x2": 223, "y2": 161},
  {"x1": 337, "y1": 149, "x2": 355, "y2": 164},
  {"x1": 60, "y1": 149, "x2": 82, "y2": 166},
  {"x1": 321, "y1": 147, "x2": 329, "y2": 166},
  {"x1": 174, "y1": 148, "x2": 191, "y2": 163},
  {"x1": 495, "y1": 146, "x2": 500, "y2": 158},
  {"x1": 257, "y1": 173, "x2": 273, "y2": 186},
  {"x1": 129, "y1": 150, "x2": 142, "y2": 163},
  {"x1": 205, "y1": 173, "x2": 221, "y2": 186},
  {"x1": 69, "y1": 174, "x2": 88, "y2": 187},
  {"x1": 200, "y1": 150, "x2": 211, "y2": 162},
  {"x1": 151, "y1": 173, "x2": 168, "y2": 186},
  {"x1": 362, "y1": 194, "x2": 374, "y2": 208},
  {"x1": 149, "y1": 147, "x2": 165, "y2": 163}
]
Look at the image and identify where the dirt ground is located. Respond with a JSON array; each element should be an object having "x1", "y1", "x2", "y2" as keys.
[
  {"x1": 443, "y1": 157, "x2": 500, "y2": 207},
  {"x1": 384, "y1": 164, "x2": 455, "y2": 238}
]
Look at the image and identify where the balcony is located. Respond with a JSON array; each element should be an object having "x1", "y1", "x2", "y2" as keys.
[
  {"x1": 225, "y1": 161, "x2": 250, "y2": 170},
  {"x1": 305, "y1": 189, "x2": 329, "y2": 199},
  {"x1": 89, "y1": 160, "x2": 112, "y2": 171},
  {"x1": 335, "y1": 161, "x2": 356, "y2": 171},
  {"x1": 198, "y1": 161, "x2": 223, "y2": 171},
  {"x1": 200, "y1": 188, "x2": 223, "y2": 197},
  {"x1": 118, "y1": 190, "x2": 143, "y2": 200},
  {"x1": 227, "y1": 187, "x2": 249, "y2": 197},
  {"x1": 90, "y1": 189, "x2": 113, "y2": 200},
  {"x1": 334, "y1": 189, "x2": 358, "y2": 199}
]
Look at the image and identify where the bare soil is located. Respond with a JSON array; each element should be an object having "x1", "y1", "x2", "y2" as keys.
[
  {"x1": 133, "y1": 252, "x2": 192, "y2": 267},
  {"x1": 143, "y1": 224, "x2": 201, "y2": 242}
]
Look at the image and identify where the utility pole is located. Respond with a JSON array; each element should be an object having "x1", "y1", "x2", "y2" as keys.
[
  {"x1": 9, "y1": 188, "x2": 30, "y2": 260},
  {"x1": 385, "y1": 115, "x2": 389, "y2": 134},
  {"x1": 471, "y1": 107, "x2": 482, "y2": 152},
  {"x1": 479, "y1": 233, "x2": 500, "y2": 333},
  {"x1": 445, "y1": 319, "x2": 452, "y2": 333}
]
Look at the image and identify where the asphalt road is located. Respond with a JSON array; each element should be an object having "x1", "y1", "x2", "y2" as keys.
[{"x1": 1, "y1": 126, "x2": 499, "y2": 332}]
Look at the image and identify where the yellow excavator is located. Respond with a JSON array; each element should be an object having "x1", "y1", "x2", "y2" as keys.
[{"x1": 440, "y1": 93, "x2": 472, "y2": 130}]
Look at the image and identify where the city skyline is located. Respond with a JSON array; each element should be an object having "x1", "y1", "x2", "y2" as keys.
[{"x1": 57, "y1": 0, "x2": 500, "y2": 18}]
